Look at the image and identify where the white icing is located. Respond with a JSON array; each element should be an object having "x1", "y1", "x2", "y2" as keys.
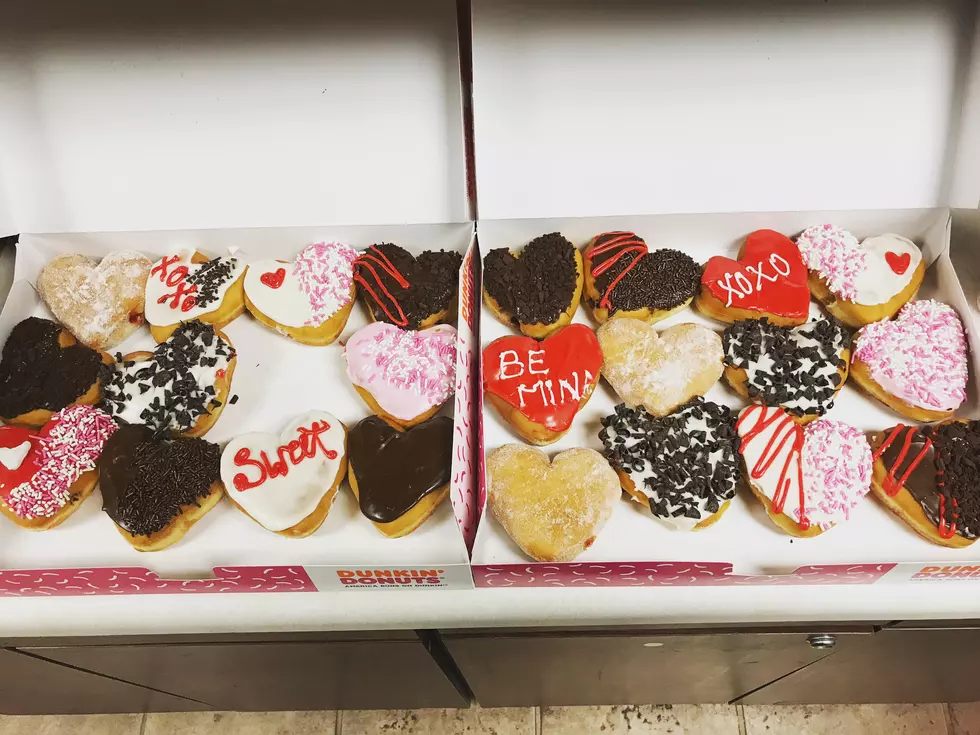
[
  {"x1": 0, "y1": 442, "x2": 31, "y2": 471},
  {"x1": 736, "y1": 406, "x2": 806, "y2": 526},
  {"x1": 220, "y1": 411, "x2": 346, "y2": 532},
  {"x1": 244, "y1": 261, "x2": 313, "y2": 328},
  {"x1": 144, "y1": 250, "x2": 246, "y2": 326},
  {"x1": 851, "y1": 234, "x2": 922, "y2": 305}
]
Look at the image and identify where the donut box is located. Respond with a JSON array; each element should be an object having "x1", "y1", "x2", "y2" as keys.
[
  {"x1": 0, "y1": 225, "x2": 479, "y2": 595},
  {"x1": 472, "y1": 207, "x2": 980, "y2": 588}
]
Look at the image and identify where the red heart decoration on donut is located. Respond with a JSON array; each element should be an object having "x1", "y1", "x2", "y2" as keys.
[
  {"x1": 885, "y1": 251, "x2": 911, "y2": 275},
  {"x1": 483, "y1": 324, "x2": 602, "y2": 432},
  {"x1": 260, "y1": 268, "x2": 286, "y2": 289},
  {"x1": 701, "y1": 230, "x2": 810, "y2": 320}
]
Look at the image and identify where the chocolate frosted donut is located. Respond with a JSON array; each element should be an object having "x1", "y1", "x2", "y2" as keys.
[
  {"x1": 484, "y1": 233, "x2": 578, "y2": 327},
  {"x1": 599, "y1": 398, "x2": 741, "y2": 530}
]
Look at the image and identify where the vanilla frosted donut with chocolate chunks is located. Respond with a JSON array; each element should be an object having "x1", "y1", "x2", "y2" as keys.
[
  {"x1": 100, "y1": 322, "x2": 236, "y2": 437},
  {"x1": 723, "y1": 316, "x2": 849, "y2": 422},
  {"x1": 599, "y1": 398, "x2": 741, "y2": 530}
]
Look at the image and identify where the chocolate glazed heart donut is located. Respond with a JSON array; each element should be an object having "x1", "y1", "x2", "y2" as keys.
[{"x1": 347, "y1": 415, "x2": 454, "y2": 538}]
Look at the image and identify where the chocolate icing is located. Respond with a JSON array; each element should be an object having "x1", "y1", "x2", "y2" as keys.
[
  {"x1": 354, "y1": 243, "x2": 461, "y2": 331},
  {"x1": 0, "y1": 317, "x2": 103, "y2": 419},
  {"x1": 100, "y1": 423, "x2": 221, "y2": 537},
  {"x1": 870, "y1": 422, "x2": 980, "y2": 540},
  {"x1": 483, "y1": 232, "x2": 578, "y2": 326},
  {"x1": 348, "y1": 415, "x2": 453, "y2": 524}
]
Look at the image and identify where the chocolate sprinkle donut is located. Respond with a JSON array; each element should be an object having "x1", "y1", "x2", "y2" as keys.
[
  {"x1": 483, "y1": 232, "x2": 578, "y2": 326},
  {"x1": 0, "y1": 317, "x2": 103, "y2": 419},
  {"x1": 184, "y1": 257, "x2": 239, "y2": 308},
  {"x1": 589, "y1": 233, "x2": 700, "y2": 314},
  {"x1": 100, "y1": 423, "x2": 221, "y2": 537},
  {"x1": 355, "y1": 243, "x2": 462, "y2": 331},
  {"x1": 723, "y1": 317, "x2": 848, "y2": 418},
  {"x1": 598, "y1": 398, "x2": 740, "y2": 529}
]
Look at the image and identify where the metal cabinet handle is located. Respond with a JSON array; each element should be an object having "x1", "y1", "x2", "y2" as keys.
[{"x1": 807, "y1": 634, "x2": 837, "y2": 650}]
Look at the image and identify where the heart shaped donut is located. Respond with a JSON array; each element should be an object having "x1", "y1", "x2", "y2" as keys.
[
  {"x1": 852, "y1": 300, "x2": 968, "y2": 421},
  {"x1": 596, "y1": 318, "x2": 723, "y2": 417},
  {"x1": 345, "y1": 322, "x2": 457, "y2": 430},
  {"x1": 100, "y1": 423, "x2": 224, "y2": 551},
  {"x1": 487, "y1": 444, "x2": 620, "y2": 562},
  {"x1": 0, "y1": 405, "x2": 116, "y2": 530},
  {"x1": 737, "y1": 405, "x2": 872, "y2": 537},
  {"x1": 483, "y1": 233, "x2": 584, "y2": 339},
  {"x1": 354, "y1": 243, "x2": 462, "y2": 331},
  {"x1": 145, "y1": 250, "x2": 247, "y2": 342},
  {"x1": 221, "y1": 411, "x2": 347, "y2": 537},
  {"x1": 347, "y1": 416, "x2": 454, "y2": 538},
  {"x1": 244, "y1": 242, "x2": 358, "y2": 346},
  {"x1": 36, "y1": 251, "x2": 152, "y2": 350},
  {"x1": 599, "y1": 398, "x2": 740, "y2": 531},
  {"x1": 0, "y1": 317, "x2": 109, "y2": 428},
  {"x1": 723, "y1": 317, "x2": 850, "y2": 423},
  {"x1": 795, "y1": 225, "x2": 924, "y2": 327},
  {"x1": 869, "y1": 421, "x2": 980, "y2": 548},
  {"x1": 583, "y1": 232, "x2": 700, "y2": 324},
  {"x1": 696, "y1": 230, "x2": 810, "y2": 326},
  {"x1": 483, "y1": 324, "x2": 602, "y2": 445},
  {"x1": 100, "y1": 321, "x2": 237, "y2": 437}
]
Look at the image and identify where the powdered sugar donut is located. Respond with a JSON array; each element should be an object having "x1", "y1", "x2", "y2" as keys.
[
  {"x1": 244, "y1": 242, "x2": 358, "y2": 346},
  {"x1": 851, "y1": 300, "x2": 968, "y2": 422},
  {"x1": 795, "y1": 225, "x2": 924, "y2": 328},
  {"x1": 736, "y1": 404, "x2": 873, "y2": 537},
  {"x1": 345, "y1": 322, "x2": 457, "y2": 429}
]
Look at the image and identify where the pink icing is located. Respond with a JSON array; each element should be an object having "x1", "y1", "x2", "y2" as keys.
[
  {"x1": 292, "y1": 241, "x2": 358, "y2": 326},
  {"x1": 853, "y1": 300, "x2": 968, "y2": 411},
  {"x1": 795, "y1": 224, "x2": 865, "y2": 301},
  {"x1": 345, "y1": 322, "x2": 457, "y2": 421},
  {"x1": 801, "y1": 419, "x2": 872, "y2": 530},
  {"x1": 7, "y1": 405, "x2": 117, "y2": 519}
]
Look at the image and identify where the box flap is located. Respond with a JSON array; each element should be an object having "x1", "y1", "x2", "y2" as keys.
[
  {"x1": 471, "y1": 0, "x2": 970, "y2": 220},
  {"x1": 0, "y1": 0, "x2": 466, "y2": 234}
]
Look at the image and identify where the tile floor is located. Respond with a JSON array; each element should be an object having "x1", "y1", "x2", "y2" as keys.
[{"x1": 3, "y1": 704, "x2": 980, "y2": 734}]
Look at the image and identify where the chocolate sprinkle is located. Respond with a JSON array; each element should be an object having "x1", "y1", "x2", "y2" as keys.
[
  {"x1": 723, "y1": 317, "x2": 848, "y2": 418},
  {"x1": 184, "y1": 257, "x2": 239, "y2": 309},
  {"x1": 355, "y1": 243, "x2": 462, "y2": 331},
  {"x1": 599, "y1": 398, "x2": 740, "y2": 526},
  {"x1": 100, "y1": 423, "x2": 221, "y2": 537},
  {"x1": 483, "y1": 232, "x2": 578, "y2": 326},
  {"x1": 0, "y1": 317, "x2": 103, "y2": 419},
  {"x1": 589, "y1": 234, "x2": 700, "y2": 314},
  {"x1": 100, "y1": 321, "x2": 235, "y2": 432}
]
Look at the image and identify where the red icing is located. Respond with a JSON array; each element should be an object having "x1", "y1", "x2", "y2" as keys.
[
  {"x1": 353, "y1": 246, "x2": 411, "y2": 327},
  {"x1": 483, "y1": 324, "x2": 602, "y2": 432},
  {"x1": 260, "y1": 268, "x2": 286, "y2": 289},
  {"x1": 871, "y1": 425, "x2": 932, "y2": 498},
  {"x1": 701, "y1": 230, "x2": 810, "y2": 319},
  {"x1": 0, "y1": 426, "x2": 41, "y2": 496},
  {"x1": 737, "y1": 405, "x2": 810, "y2": 531},
  {"x1": 587, "y1": 232, "x2": 648, "y2": 309},
  {"x1": 886, "y1": 251, "x2": 911, "y2": 275},
  {"x1": 233, "y1": 421, "x2": 338, "y2": 491},
  {"x1": 151, "y1": 255, "x2": 200, "y2": 311}
]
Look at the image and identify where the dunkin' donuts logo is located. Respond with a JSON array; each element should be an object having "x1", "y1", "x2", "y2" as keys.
[
  {"x1": 911, "y1": 565, "x2": 980, "y2": 581},
  {"x1": 336, "y1": 569, "x2": 446, "y2": 587}
]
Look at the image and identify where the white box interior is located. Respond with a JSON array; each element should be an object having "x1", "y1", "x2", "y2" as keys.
[{"x1": 473, "y1": 209, "x2": 980, "y2": 574}]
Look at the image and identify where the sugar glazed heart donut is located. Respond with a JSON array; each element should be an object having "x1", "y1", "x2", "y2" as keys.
[
  {"x1": 736, "y1": 405, "x2": 872, "y2": 537},
  {"x1": 582, "y1": 231, "x2": 700, "y2": 325},
  {"x1": 483, "y1": 233, "x2": 584, "y2": 339},
  {"x1": 868, "y1": 420, "x2": 980, "y2": 548},
  {"x1": 851, "y1": 300, "x2": 968, "y2": 422},
  {"x1": 722, "y1": 317, "x2": 850, "y2": 423},
  {"x1": 0, "y1": 405, "x2": 116, "y2": 530},
  {"x1": 487, "y1": 444, "x2": 620, "y2": 562},
  {"x1": 244, "y1": 242, "x2": 358, "y2": 346},
  {"x1": 36, "y1": 251, "x2": 152, "y2": 350},
  {"x1": 599, "y1": 398, "x2": 740, "y2": 531},
  {"x1": 795, "y1": 225, "x2": 924, "y2": 328},
  {"x1": 221, "y1": 411, "x2": 348, "y2": 537}
]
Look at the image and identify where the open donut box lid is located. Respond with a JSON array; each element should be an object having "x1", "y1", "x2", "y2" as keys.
[
  {"x1": 0, "y1": 0, "x2": 479, "y2": 595},
  {"x1": 468, "y1": 0, "x2": 980, "y2": 587}
]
